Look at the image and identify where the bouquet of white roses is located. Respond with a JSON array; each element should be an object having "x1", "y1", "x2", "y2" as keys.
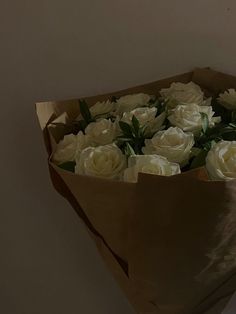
[
  {"x1": 52, "y1": 79, "x2": 236, "y2": 183},
  {"x1": 36, "y1": 68, "x2": 236, "y2": 314}
]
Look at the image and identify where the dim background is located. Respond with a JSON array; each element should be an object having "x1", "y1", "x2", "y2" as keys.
[{"x1": 0, "y1": 1, "x2": 236, "y2": 313}]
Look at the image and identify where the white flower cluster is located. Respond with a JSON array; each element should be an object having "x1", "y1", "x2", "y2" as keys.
[{"x1": 52, "y1": 82, "x2": 236, "y2": 182}]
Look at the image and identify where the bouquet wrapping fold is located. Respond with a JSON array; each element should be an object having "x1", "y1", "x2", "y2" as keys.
[{"x1": 36, "y1": 68, "x2": 236, "y2": 314}]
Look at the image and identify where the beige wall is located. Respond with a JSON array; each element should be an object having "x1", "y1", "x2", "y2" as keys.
[{"x1": 0, "y1": 0, "x2": 236, "y2": 313}]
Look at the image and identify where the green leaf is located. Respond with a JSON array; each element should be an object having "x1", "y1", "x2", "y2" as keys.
[
  {"x1": 222, "y1": 130, "x2": 236, "y2": 141},
  {"x1": 124, "y1": 142, "x2": 136, "y2": 157},
  {"x1": 132, "y1": 115, "x2": 140, "y2": 136},
  {"x1": 205, "y1": 123, "x2": 225, "y2": 136},
  {"x1": 231, "y1": 110, "x2": 236, "y2": 123},
  {"x1": 116, "y1": 136, "x2": 133, "y2": 142},
  {"x1": 190, "y1": 149, "x2": 208, "y2": 169},
  {"x1": 203, "y1": 140, "x2": 216, "y2": 151},
  {"x1": 215, "y1": 124, "x2": 236, "y2": 140},
  {"x1": 119, "y1": 121, "x2": 133, "y2": 137},
  {"x1": 79, "y1": 100, "x2": 92, "y2": 124},
  {"x1": 141, "y1": 124, "x2": 150, "y2": 136},
  {"x1": 200, "y1": 112, "x2": 209, "y2": 134},
  {"x1": 111, "y1": 95, "x2": 118, "y2": 102},
  {"x1": 58, "y1": 161, "x2": 76, "y2": 172},
  {"x1": 148, "y1": 96, "x2": 157, "y2": 105},
  {"x1": 195, "y1": 116, "x2": 236, "y2": 149},
  {"x1": 190, "y1": 147, "x2": 202, "y2": 157},
  {"x1": 211, "y1": 97, "x2": 227, "y2": 122},
  {"x1": 77, "y1": 120, "x2": 87, "y2": 133},
  {"x1": 150, "y1": 97, "x2": 167, "y2": 116}
]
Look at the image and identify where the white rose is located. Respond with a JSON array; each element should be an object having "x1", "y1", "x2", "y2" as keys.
[
  {"x1": 124, "y1": 155, "x2": 180, "y2": 183},
  {"x1": 142, "y1": 127, "x2": 194, "y2": 166},
  {"x1": 116, "y1": 93, "x2": 151, "y2": 114},
  {"x1": 121, "y1": 107, "x2": 156, "y2": 126},
  {"x1": 206, "y1": 141, "x2": 236, "y2": 180},
  {"x1": 85, "y1": 118, "x2": 118, "y2": 145},
  {"x1": 160, "y1": 82, "x2": 205, "y2": 108},
  {"x1": 89, "y1": 100, "x2": 116, "y2": 118},
  {"x1": 146, "y1": 111, "x2": 166, "y2": 134},
  {"x1": 53, "y1": 132, "x2": 91, "y2": 164},
  {"x1": 168, "y1": 104, "x2": 221, "y2": 135},
  {"x1": 75, "y1": 144, "x2": 126, "y2": 179},
  {"x1": 121, "y1": 107, "x2": 166, "y2": 134},
  {"x1": 218, "y1": 89, "x2": 236, "y2": 110}
]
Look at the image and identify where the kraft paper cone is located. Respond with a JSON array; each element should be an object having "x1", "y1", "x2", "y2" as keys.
[
  {"x1": 128, "y1": 171, "x2": 236, "y2": 313},
  {"x1": 36, "y1": 68, "x2": 236, "y2": 313},
  {"x1": 50, "y1": 162, "x2": 135, "y2": 260}
]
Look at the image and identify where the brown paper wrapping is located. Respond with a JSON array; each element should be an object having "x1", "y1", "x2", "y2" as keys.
[{"x1": 36, "y1": 68, "x2": 236, "y2": 313}]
